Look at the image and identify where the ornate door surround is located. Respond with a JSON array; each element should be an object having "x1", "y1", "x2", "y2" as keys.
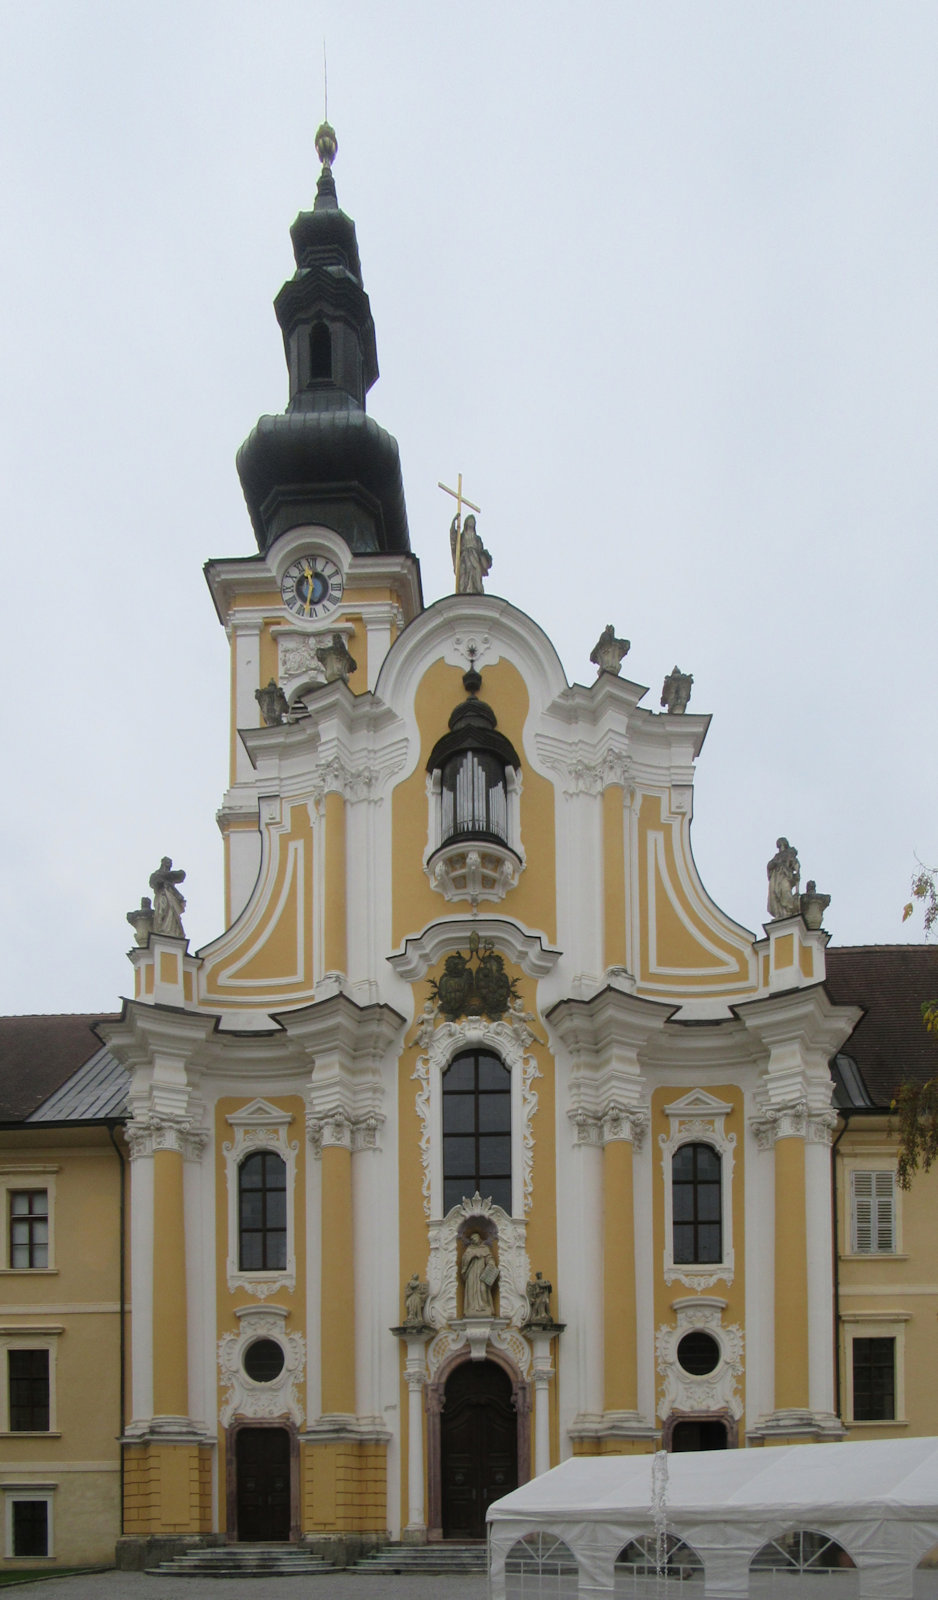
[{"x1": 425, "y1": 1344, "x2": 530, "y2": 1542}]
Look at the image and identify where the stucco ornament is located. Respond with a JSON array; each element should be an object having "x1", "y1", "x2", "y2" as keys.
[
  {"x1": 766, "y1": 837, "x2": 800, "y2": 919},
  {"x1": 218, "y1": 1306, "x2": 306, "y2": 1426},
  {"x1": 412, "y1": 1008, "x2": 541, "y2": 1218},
  {"x1": 660, "y1": 666, "x2": 693, "y2": 714},
  {"x1": 656, "y1": 1297, "x2": 743, "y2": 1422},
  {"x1": 590, "y1": 624, "x2": 630, "y2": 676}
]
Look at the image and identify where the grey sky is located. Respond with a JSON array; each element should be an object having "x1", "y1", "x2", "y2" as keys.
[{"x1": 1, "y1": 3, "x2": 935, "y2": 1013}]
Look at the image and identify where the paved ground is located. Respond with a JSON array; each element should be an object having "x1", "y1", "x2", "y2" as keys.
[{"x1": 3, "y1": 1574, "x2": 489, "y2": 1600}]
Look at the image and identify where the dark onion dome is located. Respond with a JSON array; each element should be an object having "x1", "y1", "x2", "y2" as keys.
[
  {"x1": 427, "y1": 668, "x2": 521, "y2": 775},
  {"x1": 236, "y1": 123, "x2": 410, "y2": 556}
]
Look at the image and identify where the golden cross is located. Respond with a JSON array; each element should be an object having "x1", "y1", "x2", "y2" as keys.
[{"x1": 439, "y1": 475, "x2": 482, "y2": 590}]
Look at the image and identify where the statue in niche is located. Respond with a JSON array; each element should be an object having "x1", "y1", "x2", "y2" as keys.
[
  {"x1": 766, "y1": 837, "x2": 800, "y2": 920},
  {"x1": 660, "y1": 665, "x2": 693, "y2": 714},
  {"x1": 149, "y1": 857, "x2": 187, "y2": 938},
  {"x1": 403, "y1": 1274, "x2": 429, "y2": 1326},
  {"x1": 461, "y1": 1231, "x2": 499, "y2": 1317},
  {"x1": 590, "y1": 624, "x2": 630, "y2": 676},
  {"x1": 450, "y1": 513, "x2": 492, "y2": 595},
  {"x1": 526, "y1": 1270, "x2": 554, "y2": 1326}
]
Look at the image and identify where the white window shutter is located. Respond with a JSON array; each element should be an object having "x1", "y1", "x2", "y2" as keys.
[
  {"x1": 851, "y1": 1170, "x2": 895, "y2": 1253},
  {"x1": 852, "y1": 1171, "x2": 873, "y2": 1252}
]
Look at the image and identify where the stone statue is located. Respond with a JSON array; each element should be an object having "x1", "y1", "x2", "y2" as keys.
[
  {"x1": 450, "y1": 514, "x2": 492, "y2": 595},
  {"x1": 256, "y1": 679, "x2": 288, "y2": 726},
  {"x1": 461, "y1": 1231, "x2": 498, "y2": 1317},
  {"x1": 148, "y1": 857, "x2": 187, "y2": 938},
  {"x1": 126, "y1": 896, "x2": 154, "y2": 947},
  {"x1": 316, "y1": 633, "x2": 357, "y2": 684},
  {"x1": 403, "y1": 1273, "x2": 428, "y2": 1326},
  {"x1": 661, "y1": 666, "x2": 693, "y2": 714},
  {"x1": 590, "y1": 624, "x2": 630, "y2": 676},
  {"x1": 526, "y1": 1270, "x2": 553, "y2": 1326},
  {"x1": 800, "y1": 880, "x2": 831, "y2": 931},
  {"x1": 767, "y1": 838, "x2": 800, "y2": 920}
]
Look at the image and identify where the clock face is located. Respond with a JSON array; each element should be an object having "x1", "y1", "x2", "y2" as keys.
[{"x1": 280, "y1": 554, "x2": 343, "y2": 621}]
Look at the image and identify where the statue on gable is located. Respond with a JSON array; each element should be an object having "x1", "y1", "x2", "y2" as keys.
[
  {"x1": 149, "y1": 857, "x2": 187, "y2": 938},
  {"x1": 766, "y1": 837, "x2": 800, "y2": 920},
  {"x1": 590, "y1": 624, "x2": 630, "y2": 676},
  {"x1": 661, "y1": 665, "x2": 693, "y2": 714},
  {"x1": 451, "y1": 513, "x2": 492, "y2": 595}
]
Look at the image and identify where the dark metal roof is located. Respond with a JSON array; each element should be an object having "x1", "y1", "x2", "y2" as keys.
[
  {"x1": 29, "y1": 1044, "x2": 129, "y2": 1122},
  {"x1": 825, "y1": 945, "x2": 938, "y2": 1108},
  {"x1": 0, "y1": 1014, "x2": 119, "y2": 1121}
]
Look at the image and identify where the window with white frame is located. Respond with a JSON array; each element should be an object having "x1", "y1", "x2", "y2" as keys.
[
  {"x1": 4, "y1": 1488, "x2": 54, "y2": 1558},
  {"x1": 842, "y1": 1313, "x2": 908, "y2": 1426},
  {"x1": 223, "y1": 1101, "x2": 298, "y2": 1296},
  {"x1": 0, "y1": 1332, "x2": 60, "y2": 1435},
  {"x1": 850, "y1": 1170, "x2": 896, "y2": 1254},
  {"x1": 0, "y1": 1169, "x2": 57, "y2": 1272},
  {"x1": 659, "y1": 1090, "x2": 736, "y2": 1288}
]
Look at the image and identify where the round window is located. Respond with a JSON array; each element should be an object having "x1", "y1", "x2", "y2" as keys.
[
  {"x1": 677, "y1": 1330, "x2": 721, "y2": 1375},
  {"x1": 243, "y1": 1338, "x2": 285, "y2": 1383}
]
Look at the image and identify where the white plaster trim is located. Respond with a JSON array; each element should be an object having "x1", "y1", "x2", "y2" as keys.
[
  {"x1": 389, "y1": 917, "x2": 561, "y2": 980},
  {"x1": 124, "y1": 1113, "x2": 208, "y2": 1162},
  {"x1": 223, "y1": 1102, "x2": 298, "y2": 1298},
  {"x1": 0, "y1": 1332, "x2": 60, "y2": 1434},
  {"x1": 655, "y1": 1297, "x2": 743, "y2": 1422},
  {"x1": 218, "y1": 1304, "x2": 306, "y2": 1427},
  {"x1": 3, "y1": 1487, "x2": 54, "y2": 1559},
  {"x1": 659, "y1": 1090, "x2": 736, "y2": 1289},
  {"x1": 412, "y1": 1011, "x2": 540, "y2": 1219},
  {"x1": 215, "y1": 837, "x2": 305, "y2": 988},
  {"x1": 647, "y1": 829, "x2": 749, "y2": 981}
]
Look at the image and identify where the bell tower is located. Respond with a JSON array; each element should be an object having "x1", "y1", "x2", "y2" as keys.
[{"x1": 236, "y1": 123, "x2": 411, "y2": 556}]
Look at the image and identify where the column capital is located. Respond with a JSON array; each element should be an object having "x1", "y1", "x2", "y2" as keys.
[
  {"x1": 125, "y1": 1112, "x2": 207, "y2": 1161},
  {"x1": 751, "y1": 1099, "x2": 838, "y2": 1149}
]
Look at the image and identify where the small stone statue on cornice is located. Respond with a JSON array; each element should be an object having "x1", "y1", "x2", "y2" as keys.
[
  {"x1": 766, "y1": 837, "x2": 800, "y2": 920},
  {"x1": 526, "y1": 1270, "x2": 554, "y2": 1327},
  {"x1": 590, "y1": 624, "x2": 630, "y2": 676},
  {"x1": 403, "y1": 1274, "x2": 429, "y2": 1327},
  {"x1": 149, "y1": 857, "x2": 187, "y2": 938},
  {"x1": 316, "y1": 633, "x2": 357, "y2": 684},
  {"x1": 799, "y1": 880, "x2": 831, "y2": 930},
  {"x1": 461, "y1": 1231, "x2": 498, "y2": 1317},
  {"x1": 256, "y1": 679, "x2": 288, "y2": 726},
  {"x1": 451, "y1": 514, "x2": 492, "y2": 595},
  {"x1": 126, "y1": 896, "x2": 154, "y2": 947},
  {"x1": 661, "y1": 666, "x2": 693, "y2": 714}
]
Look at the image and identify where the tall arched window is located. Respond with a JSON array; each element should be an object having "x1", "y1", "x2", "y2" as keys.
[
  {"x1": 238, "y1": 1151, "x2": 287, "y2": 1271},
  {"x1": 442, "y1": 1050, "x2": 511, "y2": 1213},
  {"x1": 672, "y1": 1143, "x2": 722, "y2": 1264}
]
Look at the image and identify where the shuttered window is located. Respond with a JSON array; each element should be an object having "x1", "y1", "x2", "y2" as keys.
[{"x1": 850, "y1": 1170, "x2": 895, "y2": 1254}]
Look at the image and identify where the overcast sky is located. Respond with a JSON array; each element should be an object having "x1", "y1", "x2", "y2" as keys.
[{"x1": 1, "y1": 2, "x2": 936, "y2": 1015}]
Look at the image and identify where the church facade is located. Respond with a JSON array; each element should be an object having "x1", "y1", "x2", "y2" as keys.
[{"x1": 2, "y1": 128, "x2": 937, "y2": 1571}]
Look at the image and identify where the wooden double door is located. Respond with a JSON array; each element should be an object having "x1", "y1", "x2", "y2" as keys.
[
  {"x1": 235, "y1": 1426, "x2": 291, "y2": 1541},
  {"x1": 441, "y1": 1360, "x2": 518, "y2": 1540}
]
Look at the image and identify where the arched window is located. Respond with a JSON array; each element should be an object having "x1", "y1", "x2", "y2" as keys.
[
  {"x1": 506, "y1": 1533, "x2": 578, "y2": 1599},
  {"x1": 751, "y1": 1529, "x2": 855, "y2": 1575},
  {"x1": 238, "y1": 1151, "x2": 287, "y2": 1271},
  {"x1": 672, "y1": 1143, "x2": 722, "y2": 1264},
  {"x1": 442, "y1": 1050, "x2": 511, "y2": 1213},
  {"x1": 309, "y1": 321, "x2": 332, "y2": 381},
  {"x1": 615, "y1": 1535, "x2": 703, "y2": 1593}
]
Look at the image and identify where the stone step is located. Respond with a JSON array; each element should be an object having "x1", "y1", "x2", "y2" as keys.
[
  {"x1": 147, "y1": 1545, "x2": 334, "y2": 1578},
  {"x1": 356, "y1": 1543, "x2": 487, "y2": 1574}
]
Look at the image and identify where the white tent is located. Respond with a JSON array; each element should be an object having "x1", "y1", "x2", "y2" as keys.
[{"x1": 487, "y1": 1437, "x2": 938, "y2": 1600}]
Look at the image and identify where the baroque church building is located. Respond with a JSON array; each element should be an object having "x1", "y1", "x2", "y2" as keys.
[{"x1": 2, "y1": 128, "x2": 937, "y2": 1572}]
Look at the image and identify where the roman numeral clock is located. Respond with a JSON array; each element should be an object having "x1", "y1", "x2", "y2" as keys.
[{"x1": 280, "y1": 553, "x2": 344, "y2": 621}]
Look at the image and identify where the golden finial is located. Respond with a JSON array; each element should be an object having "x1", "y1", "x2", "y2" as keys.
[{"x1": 315, "y1": 121, "x2": 337, "y2": 170}]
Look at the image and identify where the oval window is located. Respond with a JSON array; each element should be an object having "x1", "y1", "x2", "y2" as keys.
[
  {"x1": 243, "y1": 1338, "x2": 285, "y2": 1383},
  {"x1": 676, "y1": 1330, "x2": 721, "y2": 1375}
]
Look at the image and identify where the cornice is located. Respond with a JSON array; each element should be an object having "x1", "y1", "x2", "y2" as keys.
[
  {"x1": 733, "y1": 984, "x2": 862, "y2": 1062},
  {"x1": 388, "y1": 917, "x2": 561, "y2": 981},
  {"x1": 546, "y1": 984, "x2": 677, "y2": 1056}
]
